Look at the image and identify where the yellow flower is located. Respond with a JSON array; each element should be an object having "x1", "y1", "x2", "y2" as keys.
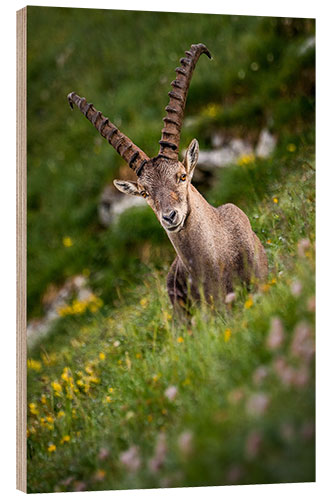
[
  {"x1": 60, "y1": 435, "x2": 71, "y2": 444},
  {"x1": 46, "y1": 416, "x2": 54, "y2": 424},
  {"x1": 62, "y1": 236, "x2": 73, "y2": 247},
  {"x1": 85, "y1": 365, "x2": 94, "y2": 375},
  {"x1": 95, "y1": 469, "x2": 106, "y2": 481},
  {"x1": 27, "y1": 359, "x2": 42, "y2": 371},
  {"x1": 177, "y1": 336, "x2": 184, "y2": 343},
  {"x1": 99, "y1": 352, "x2": 106, "y2": 361},
  {"x1": 266, "y1": 239, "x2": 272, "y2": 244},
  {"x1": 40, "y1": 394, "x2": 47, "y2": 405},
  {"x1": 270, "y1": 277, "x2": 277, "y2": 285},
  {"x1": 135, "y1": 353, "x2": 142, "y2": 359},
  {"x1": 244, "y1": 297, "x2": 254, "y2": 309},
  {"x1": 76, "y1": 379, "x2": 84, "y2": 387},
  {"x1": 61, "y1": 367, "x2": 71, "y2": 382},
  {"x1": 48, "y1": 443, "x2": 56, "y2": 453},
  {"x1": 51, "y1": 381, "x2": 62, "y2": 396},
  {"x1": 140, "y1": 297, "x2": 148, "y2": 308},
  {"x1": 204, "y1": 103, "x2": 219, "y2": 118},
  {"x1": 104, "y1": 396, "x2": 112, "y2": 404},
  {"x1": 287, "y1": 143, "x2": 296, "y2": 152},
  {"x1": 57, "y1": 410, "x2": 65, "y2": 418},
  {"x1": 273, "y1": 197, "x2": 278, "y2": 204},
  {"x1": 182, "y1": 377, "x2": 191, "y2": 386},
  {"x1": 238, "y1": 154, "x2": 255, "y2": 166},
  {"x1": 108, "y1": 387, "x2": 114, "y2": 394},
  {"x1": 29, "y1": 403, "x2": 39, "y2": 416},
  {"x1": 224, "y1": 328, "x2": 231, "y2": 342}
]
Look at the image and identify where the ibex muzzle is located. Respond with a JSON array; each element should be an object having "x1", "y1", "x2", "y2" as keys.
[{"x1": 68, "y1": 43, "x2": 268, "y2": 309}]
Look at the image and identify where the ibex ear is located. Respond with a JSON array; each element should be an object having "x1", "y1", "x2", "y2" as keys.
[
  {"x1": 183, "y1": 139, "x2": 199, "y2": 179},
  {"x1": 113, "y1": 179, "x2": 141, "y2": 196}
]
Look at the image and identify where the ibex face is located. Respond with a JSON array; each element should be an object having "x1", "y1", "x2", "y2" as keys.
[{"x1": 113, "y1": 139, "x2": 199, "y2": 233}]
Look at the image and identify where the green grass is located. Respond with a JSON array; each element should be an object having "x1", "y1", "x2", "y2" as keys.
[{"x1": 27, "y1": 154, "x2": 315, "y2": 492}]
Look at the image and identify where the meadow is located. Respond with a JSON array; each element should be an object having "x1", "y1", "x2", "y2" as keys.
[{"x1": 27, "y1": 8, "x2": 315, "y2": 492}]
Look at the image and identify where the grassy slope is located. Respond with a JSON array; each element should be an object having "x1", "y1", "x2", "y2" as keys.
[{"x1": 27, "y1": 150, "x2": 315, "y2": 492}]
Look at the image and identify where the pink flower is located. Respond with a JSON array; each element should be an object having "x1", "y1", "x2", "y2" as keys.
[
  {"x1": 292, "y1": 365, "x2": 310, "y2": 388},
  {"x1": 297, "y1": 238, "x2": 311, "y2": 258},
  {"x1": 246, "y1": 393, "x2": 270, "y2": 417},
  {"x1": 178, "y1": 431, "x2": 193, "y2": 457},
  {"x1": 225, "y1": 292, "x2": 236, "y2": 304},
  {"x1": 164, "y1": 385, "x2": 178, "y2": 401},
  {"x1": 273, "y1": 357, "x2": 295, "y2": 386},
  {"x1": 290, "y1": 321, "x2": 315, "y2": 362},
  {"x1": 148, "y1": 433, "x2": 167, "y2": 473},
  {"x1": 266, "y1": 317, "x2": 284, "y2": 350},
  {"x1": 119, "y1": 446, "x2": 141, "y2": 472},
  {"x1": 291, "y1": 280, "x2": 302, "y2": 297},
  {"x1": 245, "y1": 430, "x2": 262, "y2": 459},
  {"x1": 252, "y1": 365, "x2": 268, "y2": 386}
]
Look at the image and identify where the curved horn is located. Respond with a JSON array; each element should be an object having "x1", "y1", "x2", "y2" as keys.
[
  {"x1": 159, "y1": 43, "x2": 211, "y2": 160},
  {"x1": 67, "y1": 92, "x2": 149, "y2": 176}
]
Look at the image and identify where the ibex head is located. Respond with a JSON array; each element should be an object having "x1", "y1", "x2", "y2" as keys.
[{"x1": 68, "y1": 43, "x2": 211, "y2": 233}]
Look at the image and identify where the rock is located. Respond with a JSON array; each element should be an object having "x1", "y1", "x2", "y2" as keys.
[
  {"x1": 196, "y1": 138, "x2": 254, "y2": 170},
  {"x1": 98, "y1": 184, "x2": 145, "y2": 227},
  {"x1": 255, "y1": 128, "x2": 277, "y2": 158}
]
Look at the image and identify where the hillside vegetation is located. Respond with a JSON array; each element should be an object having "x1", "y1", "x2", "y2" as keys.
[{"x1": 27, "y1": 8, "x2": 315, "y2": 492}]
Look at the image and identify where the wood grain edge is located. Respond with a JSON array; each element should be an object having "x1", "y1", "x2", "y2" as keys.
[{"x1": 16, "y1": 6, "x2": 27, "y2": 494}]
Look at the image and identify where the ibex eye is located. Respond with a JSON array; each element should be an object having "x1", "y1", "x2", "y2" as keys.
[
  {"x1": 180, "y1": 174, "x2": 187, "y2": 182},
  {"x1": 141, "y1": 191, "x2": 148, "y2": 198}
]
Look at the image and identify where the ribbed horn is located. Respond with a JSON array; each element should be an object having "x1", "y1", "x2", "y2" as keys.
[
  {"x1": 67, "y1": 92, "x2": 149, "y2": 176},
  {"x1": 159, "y1": 43, "x2": 211, "y2": 160}
]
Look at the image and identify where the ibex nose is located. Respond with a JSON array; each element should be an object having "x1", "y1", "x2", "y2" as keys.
[{"x1": 162, "y1": 210, "x2": 177, "y2": 224}]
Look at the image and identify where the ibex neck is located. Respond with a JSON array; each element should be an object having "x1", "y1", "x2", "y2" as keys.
[{"x1": 167, "y1": 185, "x2": 218, "y2": 276}]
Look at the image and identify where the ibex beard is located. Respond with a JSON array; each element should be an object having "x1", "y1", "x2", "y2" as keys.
[{"x1": 68, "y1": 43, "x2": 268, "y2": 311}]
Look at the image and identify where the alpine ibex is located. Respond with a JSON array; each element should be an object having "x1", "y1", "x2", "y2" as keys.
[{"x1": 68, "y1": 43, "x2": 268, "y2": 310}]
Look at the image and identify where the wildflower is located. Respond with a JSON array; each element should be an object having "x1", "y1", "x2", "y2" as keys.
[
  {"x1": 204, "y1": 103, "x2": 219, "y2": 118},
  {"x1": 227, "y1": 464, "x2": 244, "y2": 483},
  {"x1": 245, "y1": 430, "x2": 262, "y2": 459},
  {"x1": 244, "y1": 296, "x2": 253, "y2": 309},
  {"x1": 61, "y1": 367, "x2": 71, "y2": 382},
  {"x1": 57, "y1": 410, "x2": 65, "y2": 418},
  {"x1": 98, "y1": 447, "x2": 109, "y2": 460},
  {"x1": 48, "y1": 443, "x2": 56, "y2": 453},
  {"x1": 76, "y1": 379, "x2": 84, "y2": 387},
  {"x1": 178, "y1": 431, "x2": 193, "y2": 457},
  {"x1": 246, "y1": 393, "x2": 270, "y2": 417},
  {"x1": 27, "y1": 359, "x2": 42, "y2": 371},
  {"x1": 266, "y1": 239, "x2": 272, "y2": 244},
  {"x1": 104, "y1": 396, "x2": 112, "y2": 404},
  {"x1": 29, "y1": 402, "x2": 39, "y2": 416},
  {"x1": 266, "y1": 317, "x2": 284, "y2": 350},
  {"x1": 94, "y1": 469, "x2": 106, "y2": 481},
  {"x1": 292, "y1": 365, "x2": 310, "y2": 388},
  {"x1": 108, "y1": 387, "x2": 114, "y2": 394},
  {"x1": 228, "y1": 388, "x2": 244, "y2": 405},
  {"x1": 252, "y1": 366, "x2": 268, "y2": 386},
  {"x1": 273, "y1": 197, "x2": 278, "y2": 204},
  {"x1": 99, "y1": 352, "x2": 106, "y2": 361},
  {"x1": 135, "y1": 353, "x2": 142, "y2": 359},
  {"x1": 224, "y1": 328, "x2": 231, "y2": 342},
  {"x1": 140, "y1": 297, "x2": 148, "y2": 308},
  {"x1": 62, "y1": 236, "x2": 73, "y2": 247},
  {"x1": 287, "y1": 143, "x2": 296, "y2": 153},
  {"x1": 291, "y1": 280, "x2": 302, "y2": 297},
  {"x1": 113, "y1": 340, "x2": 120, "y2": 347},
  {"x1": 40, "y1": 394, "x2": 47, "y2": 405},
  {"x1": 51, "y1": 381, "x2": 62, "y2": 396},
  {"x1": 238, "y1": 154, "x2": 255, "y2": 166},
  {"x1": 270, "y1": 277, "x2": 277, "y2": 285},
  {"x1": 177, "y1": 336, "x2": 184, "y2": 343},
  {"x1": 61, "y1": 435, "x2": 71, "y2": 444},
  {"x1": 46, "y1": 416, "x2": 54, "y2": 424},
  {"x1": 125, "y1": 411, "x2": 135, "y2": 420},
  {"x1": 149, "y1": 433, "x2": 167, "y2": 473},
  {"x1": 297, "y1": 238, "x2": 311, "y2": 258},
  {"x1": 119, "y1": 446, "x2": 141, "y2": 472},
  {"x1": 290, "y1": 321, "x2": 315, "y2": 362},
  {"x1": 273, "y1": 357, "x2": 295, "y2": 386},
  {"x1": 164, "y1": 385, "x2": 178, "y2": 401},
  {"x1": 307, "y1": 296, "x2": 316, "y2": 313}
]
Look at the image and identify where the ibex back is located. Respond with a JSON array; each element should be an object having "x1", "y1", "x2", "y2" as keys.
[{"x1": 68, "y1": 43, "x2": 268, "y2": 310}]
